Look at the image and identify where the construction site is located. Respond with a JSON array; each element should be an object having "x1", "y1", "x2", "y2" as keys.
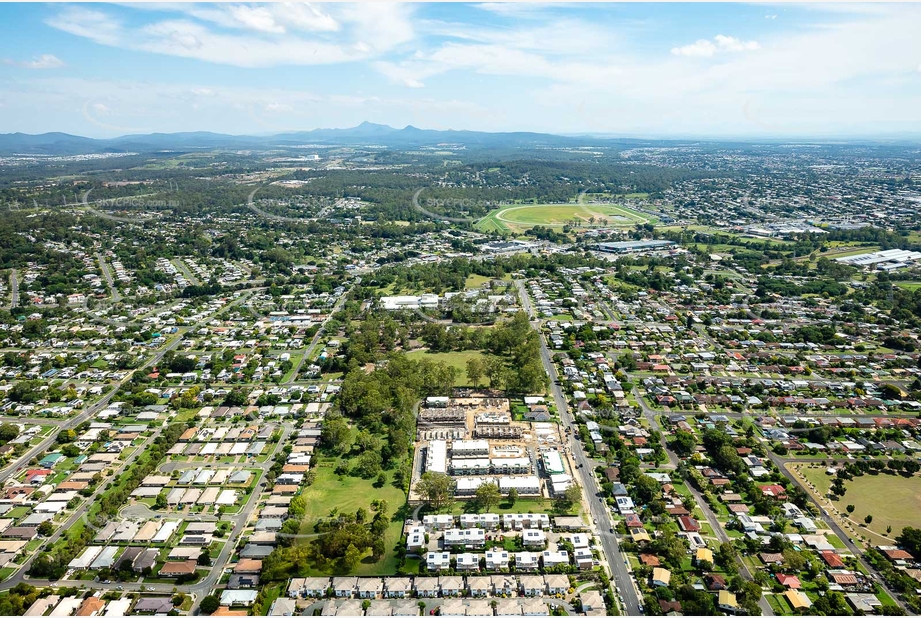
[{"x1": 409, "y1": 395, "x2": 574, "y2": 503}]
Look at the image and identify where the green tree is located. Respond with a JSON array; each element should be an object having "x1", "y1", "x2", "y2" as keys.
[
  {"x1": 321, "y1": 416, "x2": 352, "y2": 454},
  {"x1": 200, "y1": 596, "x2": 220, "y2": 614},
  {"x1": 557, "y1": 484, "x2": 582, "y2": 510},
  {"x1": 415, "y1": 471, "x2": 456, "y2": 511},
  {"x1": 343, "y1": 543, "x2": 362, "y2": 572},
  {"x1": 475, "y1": 482, "x2": 501, "y2": 512},
  {"x1": 466, "y1": 357, "x2": 485, "y2": 389},
  {"x1": 485, "y1": 356, "x2": 506, "y2": 389},
  {"x1": 671, "y1": 431, "x2": 696, "y2": 458},
  {"x1": 782, "y1": 548, "x2": 806, "y2": 572},
  {"x1": 0, "y1": 423, "x2": 20, "y2": 444},
  {"x1": 507, "y1": 488, "x2": 519, "y2": 506}
]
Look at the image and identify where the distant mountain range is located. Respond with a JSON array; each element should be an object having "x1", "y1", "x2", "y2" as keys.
[
  {"x1": 0, "y1": 122, "x2": 631, "y2": 156},
  {"x1": 4, "y1": 123, "x2": 916, "y2": 156}
]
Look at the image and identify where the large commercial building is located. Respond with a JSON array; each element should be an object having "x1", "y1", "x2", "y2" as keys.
[
  {"x1": 594, "y1": 240, "x2": 675, "y2": 254},
  {"x1": 835, "y1": 248, "x2": 921, "y2": 270}
]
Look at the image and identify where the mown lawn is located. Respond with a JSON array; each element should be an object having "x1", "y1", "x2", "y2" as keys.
[
  {"x1": 405, "y1": 349, "x2": 487, "y2": 386},
  {"x1": 799, "y1": 465, "x2": 921, "y2": 537},
  {"x1": 464, "y1": 274, "x2": 492, "y2": 289}
]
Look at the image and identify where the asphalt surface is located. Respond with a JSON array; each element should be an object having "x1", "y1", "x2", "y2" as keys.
[
  {"x1": 768, "y1": 451, "x2": 907, "y2": 613},
  {"x1": 516, "y1": 280, "x2": 643, "y2": 616},
  {"x1": 171, "y1": 258, "x2": 201, "y2": 287},
  {"x1": 9, "y1": 268, "x2": 18, "y2": 309},
  {"x1": 95, "y1": 252, "x2": 121, "y2": 303},
  {"x1": 285, "y1": 290, "x2": 350, "y2": 384},
  {"x1": 0, "y1": 290, "x2": 258, "y2": 591},
  {"x1": 632, "y1": 388, "x2": 774, "y2": 616}
]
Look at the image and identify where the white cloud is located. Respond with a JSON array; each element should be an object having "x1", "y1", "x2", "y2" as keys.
[
  {"x1": 46, "y1": 8, "x2": 123, "y2": 46},
  {"x1": 714, "y1": 35, "x2": 760, "y2": 52},
  {"x1": 671, "y1": 39, "x2": 718, "y2": 58},
  {"x1": 474, "y1": 3, "x2": 574, "y2": 18},
  {"x1": 3, "y1": 54, "x2": 65, "y2": 69},
  {"x1": 264, "y1": 101, "x2": 292, "y2": 112},
  {"x1": 225, "y1": 6, "x2": 284, "y2": 34},
  {"x1": 25, "y1": 3, "x2": 921, "y2": 136},
  {"x1": 672, "y1": 35, "x2": 760, "y2": 57},
  {"x1": 45, "y1": 3, "x2": 411, "y2": 68}
]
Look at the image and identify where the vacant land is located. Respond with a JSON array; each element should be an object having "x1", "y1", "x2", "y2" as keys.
[
  {"x1": 296, "y1": 457, "x2": 407, "y2": 576},
  {"x1": 799, "y1": 465, "x2": 921, "y2": 537},
  {"x1": 476, "y1": 202, "x2": 650, "y2": 233},
  {"x1": 406, "y1": 349, "x2": 487, "y2": 386},
  {"x1": 464, "y1": 273, "x2": 492, "y2": 289}
]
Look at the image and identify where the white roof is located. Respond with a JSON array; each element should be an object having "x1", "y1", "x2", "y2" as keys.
[{"x1": 68, "y1": 545, "x2": 102, "y2": 569}]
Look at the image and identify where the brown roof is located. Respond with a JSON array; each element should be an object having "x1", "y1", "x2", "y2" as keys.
[
  {"x1": 57, "y1": 481, "x2": 89, "y2": 490},
  {"x1": 705, "y1": 574, "x2": 727, "y2": 590},
  {"x1": 639, "y1": 554, "x2": 660, "y2": 566},
  {"x1": 213, "y1": 608, "x2": 248, "y2": 616},
  {"x1": 884, "y1": 549, "x2": 914, "y2": 561},
  {"x1": 76, "y1": 597, "x2": 106, "y2": 616},
  {"x1": 282, "y1": 464, "x2": 310, "y2": 473},
  {"x1": 658, "y1": 600, "x2": 682, "y2": 613},
  {"x1": 830, "y1": 572, "x2": 858, "y2": 585},
  {"x1": 233, "y1": 559, "x2": 263, "y2": 573},
  {"x1": 273, "y1": 485, "x2": 298, "y2": 494},
  {"x1": 760, "y1": 552, "x2": 784, "y2": 564},
  {"x1": 160, "y1": 560, "x2": 198, "y2": 576},
  {"x1": 821, "y1": 551, "x2": 845, "y2": 568}
]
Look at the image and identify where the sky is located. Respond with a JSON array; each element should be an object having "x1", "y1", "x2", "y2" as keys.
[{"x1": 0, "y1": 2, "x2": 919, "y2": 139}]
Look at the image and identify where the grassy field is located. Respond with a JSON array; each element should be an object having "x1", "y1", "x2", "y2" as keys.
[
  {"x1": 464, "y1": 274, "x2": 493, "y2": 289},
  {"x1": 811, "y1": 245, "x2": 880, "y2": 260},
  {"x1": 439, "y1": 498, "x2": 579, "y2": 517},
  {"x1": 895, "y1": 281, "x2": 921, "y2": 291},
  {"x1": 297, "y1": 456, "x2": 407, "y2": 576},
  {"x1": 406, "y1": 350, "x2": 487, "y2": 386},
  {"x1": 475, "y1": 202, "x2": 651, "y2": 233},
  {"x1": 799, "y1": 465, "x2": 921, "y2": 537}
]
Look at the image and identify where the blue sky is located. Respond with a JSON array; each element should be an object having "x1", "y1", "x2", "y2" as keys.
[{"x1": 0, "y1": 2, "x2": 919, "y2": 138}]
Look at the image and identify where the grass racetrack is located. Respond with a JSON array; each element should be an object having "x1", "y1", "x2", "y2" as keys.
[{"x1": 476, "y1": 202, "x2": 651, "y2": 233}]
